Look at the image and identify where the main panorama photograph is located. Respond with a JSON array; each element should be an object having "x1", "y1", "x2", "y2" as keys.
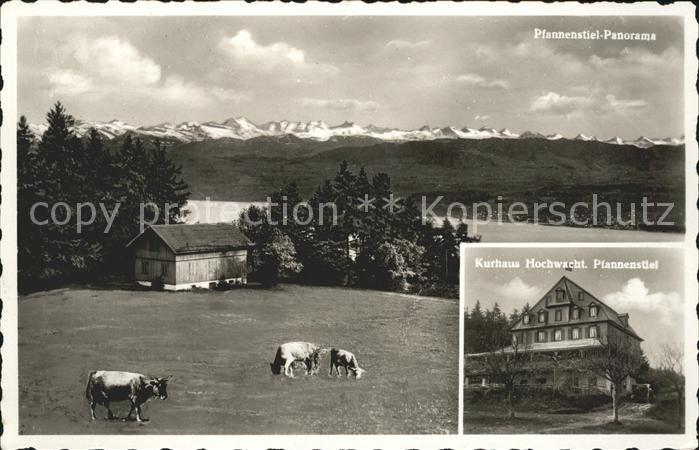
[{"x1": 15, "y1": 15, "x2": 683, "y2": 434}]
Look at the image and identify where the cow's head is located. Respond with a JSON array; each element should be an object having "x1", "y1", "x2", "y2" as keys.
[
  {"x1": 353, "y1": 368, "x2": 367, "y2": 379},
  {"x1": 150, "y1": 375, "x2": 172, "y2": 400},
  {"x1": 270, "y1": 363, "x2": 282, "y2": 375}
]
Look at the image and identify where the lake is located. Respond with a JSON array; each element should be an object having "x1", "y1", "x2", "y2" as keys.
[{"x1": 182, "y1": 200, "x2": 683, "y2": 242}]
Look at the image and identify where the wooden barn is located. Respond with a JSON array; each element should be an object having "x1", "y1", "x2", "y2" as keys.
[{"x1": 126, "y1": 223, "x2": 252, "y2": 291}]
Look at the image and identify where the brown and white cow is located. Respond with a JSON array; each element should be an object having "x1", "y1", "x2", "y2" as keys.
[
  {"x1": 85, "y1": 370, "x2": 171, "y2": 422},
  {"x1": 270, "y1": 342, "x2": 326, "y2": 378},
  {"x1": 329, "y1": 348, "x2": 366, "y2": 379}
]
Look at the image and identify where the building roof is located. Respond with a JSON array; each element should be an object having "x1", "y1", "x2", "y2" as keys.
[
  {"x1": 511, "y1": 276, "x2": 642, "y2": 341},
  {"x1": 465, "y1": 338, "x2": 603, "y2": 357},
  {"x1": 126, "y1": 223, "x2": 252, "y2": 254},
  {"x1": 508, "y1": 338, "x2": 603, "y2": 353}
]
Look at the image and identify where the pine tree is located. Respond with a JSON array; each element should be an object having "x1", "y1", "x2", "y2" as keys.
[
  {"x1": 352, "y1": 166, "x2": 375, "y2": 247},
  {"x1": 456, "y1": 221, "x2": 470, "y2": 241},
  {"x1": 437, "y1": 218, "x2": 458, "y2": 283},
  {"x1": 332, "y1": 161, "x2": 358, "y2": 284},
  {"x1": 508, "y1": 308, "x2": 521, "y2": 326},
  {"x1": 146, "y1": 139, "x2": 190, "y2": 224},
  {"x1": 18, "y1": 116, "x2": 42, "y2": 289},
  {"x1": 29, "y1": 103, "x2": 103, "y2": 284},
  {"x1": 17, "y1": 103, "x2": 190, "y2": 287}
]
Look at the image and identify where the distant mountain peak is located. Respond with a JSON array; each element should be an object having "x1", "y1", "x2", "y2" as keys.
[
  {"x1": 605, "y1": 136, "x2": 625, "y2": 145},
  {"x1": 25, "y1": 117, "x2": 684, "y2": 149},
  {"x1": 519, "y1": 131, "x2": 545, "y2": 139}
]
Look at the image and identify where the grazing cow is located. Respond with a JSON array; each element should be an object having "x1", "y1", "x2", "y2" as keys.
[
  {"x1": 270, "y1": 342, "x2": 326, "y2": 378},
  {"x1": 329, "y1": 348, "x2": 366, "y2": 379},
  {"x1": 85, "y1": 370, "x2": 171, "y2": 422}
]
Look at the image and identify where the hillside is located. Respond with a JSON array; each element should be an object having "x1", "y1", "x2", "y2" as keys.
[
  {"x1": 19, "y1": 285, "x2": 458, "y2": 434},
  {"x1": 165, "y1": 137, "x2": 684, "y2": 228}
]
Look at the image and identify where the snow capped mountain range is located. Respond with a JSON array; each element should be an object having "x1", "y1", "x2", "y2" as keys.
[{"x1": 27, "y1": 117, "x2": 685, "y2": 148}]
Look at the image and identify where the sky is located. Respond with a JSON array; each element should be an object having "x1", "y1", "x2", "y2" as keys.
[
  {"x1": 18, "y1": 15, "x2": 684, "y2": 139},
  {"x1": 462, "y1": 246, "x2": 685, "y2": 367}
]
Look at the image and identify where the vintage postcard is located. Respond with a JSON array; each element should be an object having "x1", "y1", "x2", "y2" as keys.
[{"x1": 0, "y1": 1, "x2": 696, "y2": 449}]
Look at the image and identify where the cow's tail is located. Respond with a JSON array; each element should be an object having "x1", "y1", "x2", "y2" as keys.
[{"x1": 85, "y1": 370, "x2": 96, "y2": 401}]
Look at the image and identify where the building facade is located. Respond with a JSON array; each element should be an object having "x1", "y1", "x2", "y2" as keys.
[
  {"x1": 126, "y1": 223, "x2": 252, "y2": 291},
  {"x1": 465, "y1": 276, "x2": 643, "y2": 394}
]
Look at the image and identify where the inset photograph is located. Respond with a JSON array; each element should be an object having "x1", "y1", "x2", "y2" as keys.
[{"x1": 461, "y1": 244, "x2": 686, "y2": 434}]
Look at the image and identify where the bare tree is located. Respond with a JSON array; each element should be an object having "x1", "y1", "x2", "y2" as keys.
[
  {"x1": 658, "y1": 342, "x2": 684, "y2": 429},
  {"x1": 468, "y1": 338, "x2": 532, "y2": 419},
  {"x1": 582, "y1": 332, "x2": 643, "y2": 424}
]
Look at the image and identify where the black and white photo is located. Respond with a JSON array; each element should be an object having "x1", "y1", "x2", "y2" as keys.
[
  {"x1": 461, "y1": 244, "x2": 688, "y2": 435},
  {"x1": 1, "y1": 2, "x2": 697, "y2": 449}
]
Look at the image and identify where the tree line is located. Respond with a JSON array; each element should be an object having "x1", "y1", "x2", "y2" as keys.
[
  {"x1": 464, "y1": 300, "x2": 524, "y2": 353},
  {"x1": 17, "y1": 102, "x2": 189, "y2": 291},
  {"x1": 238, "y1": 161, "x2": 480, "y2": 295}
]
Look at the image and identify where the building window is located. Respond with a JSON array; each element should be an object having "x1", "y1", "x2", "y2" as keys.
[
  {"x1": 556, "y1": 289, "x2": 564, "y2": 301},
  {"x1": 572, "y1": 328, "x2": 580, "y2": 339},
  {"x1": 545, "y1": 295, "x2": 550, "y2": 305},
  {"x1": 554, "y1": 329, "x2": 563, "y2": 341},
  {"x1": 555, "y1": 310, "x2": 562, "y2": 321},
  {"x1": 578, "y1": 292, "x2": 584, "y2": 301},
  {"x1": 589, "y1": 326, "x2": 598, "y2": 338},
  {"x1": 523, "y1": 314, "x2": 530, "y2": 324},
  {"x1": 589, "y1": 305, "x2": 597, "y2": 318},
  {"x1": 537, "y1": 331, "x2": 546, "y2": 342},
  {"x1": 572, "y1": 308, "x2": 580, "y2": 320},
  {"x1": 538, "y1": 312, "x2": 546, "y2": 323},
  {"x1": 141, "y1": 261, "x2": 149, "y2": 275}
]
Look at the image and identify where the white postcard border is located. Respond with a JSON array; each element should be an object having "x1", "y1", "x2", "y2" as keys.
[{"x1": 1, "y1": 1, "x2": 697, "y2": 449}]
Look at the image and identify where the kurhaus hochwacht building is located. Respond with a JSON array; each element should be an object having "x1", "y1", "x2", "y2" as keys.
[{"x1": 465, "y1": 276, "x2": 643, "y2": 393}]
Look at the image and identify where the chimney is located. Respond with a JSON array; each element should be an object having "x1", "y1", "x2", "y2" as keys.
[{"x1": 618, "y1": 313, "x2": 629, "y2": 327}]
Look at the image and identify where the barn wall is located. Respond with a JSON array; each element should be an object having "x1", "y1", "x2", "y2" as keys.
[
  {"x1": 175, "y1": 250, "x2": 248, "y2": 285},
  {"x1": 132, "y1": 232, "x2": 177, "y2": 284}
]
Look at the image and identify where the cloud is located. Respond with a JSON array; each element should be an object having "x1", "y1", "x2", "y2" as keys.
[
  {"x1": 531, "y1": 91, "x2": 649, "y2": 116},
  {"x1": 590, "y1": 47, "x2": 681, "y2": 73},
  {"x1": 384, "y1": 39, "x2": 431, "y2": 50},
  {"x1": 299, "y1": 97, "x2": 379, "y2": 112},
  {"x1": 456, "y1": 73, "x2": 510, "y2": 89},
  {"x1": 530, "y1": 91, "x2": 593, "y2": 114},
  {"x1": 474, "y1": 41, "x2": 586, "y2": 76},
  {"x1": 47, "y1": 69, "x2": 93, "y2": 95},
  {"x1": 220, "y1": 30, "x2": 339, "y2": 80},
  {"x1": 221, "y1": 30, "x2": 306, "y2": 65},
  {"x1": 603, "y1": 278, "x2": 680, "y2": 314},
  {"x1": 605, "y1": 94, "x2": 648, "y2": 111},
  {"x1": 47, "y1": 35, "x2": 252, "y2": 109},
  {"x1": 158, "y1": 76, "x2": 252, "y2": 107},
  {"x1": 474, "y1": 114, "x2": 491, "y2": 121},
  {"x1": 73, "y1": 35, "x2": 161, "y2": 85},
  {"x1": 495, "y1": 277, "x2": 539, "y2": 301}
]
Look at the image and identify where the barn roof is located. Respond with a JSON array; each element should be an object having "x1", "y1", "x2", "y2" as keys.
[{"x1": 126, "y1": 223, "x2": 252, "y2": 254}]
